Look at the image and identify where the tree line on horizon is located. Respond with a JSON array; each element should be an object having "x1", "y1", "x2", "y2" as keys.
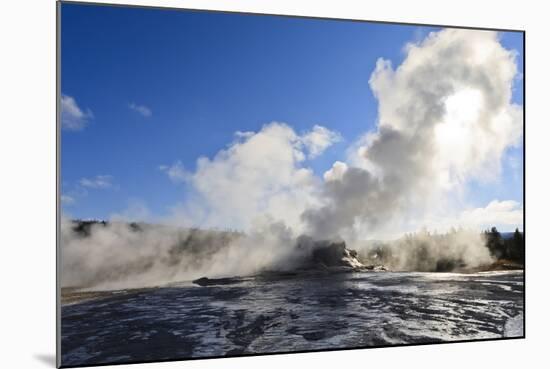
[{"x1": 483, "y1": 227, "x2": 524, "y2": 265}]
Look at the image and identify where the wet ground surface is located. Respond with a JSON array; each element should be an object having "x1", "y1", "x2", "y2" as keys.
[{"x1": 61, "y1": 270, "x2": 524, "y2": 366}]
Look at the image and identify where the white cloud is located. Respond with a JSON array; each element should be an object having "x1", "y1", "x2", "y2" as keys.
[
  {"x1": 323, "y1": 161, "x2": 348, "y2": 182},
  {"x1": 235, "y1": 131, "x2": 255, "y2": 139},
  {"x1": 61, "y1": 94, "x2": 93, "y2": 130},
  {"x1": 129, "y1": 102, "x2": 152, "y2": 117},
  {"x1": 61, "y1": 194, "x2": 75, "y2": 205},
  {"x1": 401, "y1": 199, "x2": 524, "y2": 237},
  {"x1": 300, "y1": 125, "x2": 342, "y2": 158},
  {"x1": 170, "y1": 122, "x2": 325, "y2": 231},
  {"x1": 159, "y1": 161, "x2": 189, "y2": 183},
  {"x1": 459, "y1": 200, "x2": 523, "y2": 230},
  {"x1": 79, "y1": 175, "x2": 114, "y2": 189}
]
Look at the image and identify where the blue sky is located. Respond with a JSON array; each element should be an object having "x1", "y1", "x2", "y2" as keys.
[{"x1": 60, "y1": 3, "x2": 523, "y2": 231}]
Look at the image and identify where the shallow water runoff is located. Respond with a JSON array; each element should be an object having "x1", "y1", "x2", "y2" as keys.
[{"x1": 61, "y1": 270, "x2": 524, "y2": 366}]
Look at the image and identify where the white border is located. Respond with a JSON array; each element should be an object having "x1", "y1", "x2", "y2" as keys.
[{"x1": 1, "y1": 0, "x2": 548, "y2": 368}]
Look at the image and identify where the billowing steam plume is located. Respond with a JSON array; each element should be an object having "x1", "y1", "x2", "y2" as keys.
[{"x1": 304, "y1": 29, "x2": 522, "y2": 239}]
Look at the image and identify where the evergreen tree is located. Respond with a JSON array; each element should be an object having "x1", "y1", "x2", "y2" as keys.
[
  {"x1": 511, "y1": 228, "x2": 525, "y2": 263},
  {"x1": 485, "y1": 227, "x2": 504, "y2": 259}
]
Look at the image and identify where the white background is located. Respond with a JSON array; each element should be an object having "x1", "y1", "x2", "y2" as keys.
[{"x1": 0, "y1": 0, "x2": 547, "y2": 368}]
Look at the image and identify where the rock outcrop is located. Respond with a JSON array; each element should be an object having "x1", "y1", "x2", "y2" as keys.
[
  {"x1": 310, "y1": 241, "x2": 364, "y2": 268},
  {"x1": 293, "y1": 237, "x2": 367, "y2": 270}
]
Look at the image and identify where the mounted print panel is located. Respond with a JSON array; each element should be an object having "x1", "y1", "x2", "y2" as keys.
[{"x1": 58, "y1": 1, "x2": 525, "y2": 367}]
